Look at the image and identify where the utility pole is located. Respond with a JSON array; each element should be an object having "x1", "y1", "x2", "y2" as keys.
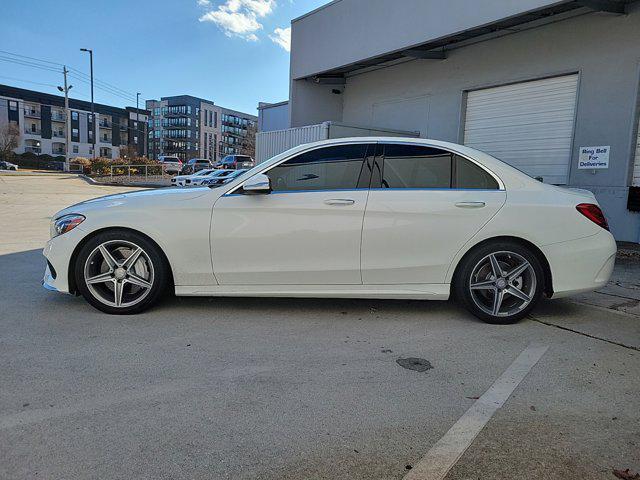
[
  {"x1": 57, "y1": 66, "x2": 72, "y2": 171},
  {"x1": 80, "y1": 48, "x2": 95, "y2": 159}
]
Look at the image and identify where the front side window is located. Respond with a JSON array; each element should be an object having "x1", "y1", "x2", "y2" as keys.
[
  {"x1": 265, "y1": 144, "x2": 371, "y2": 192},
  {"x1": 379, "y1": 144, "x2": 499, "y2": 190}
]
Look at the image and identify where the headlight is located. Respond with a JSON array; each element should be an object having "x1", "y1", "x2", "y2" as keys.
[{"x1": 51, "y1": 214, "x2": 85, "y2": 238}]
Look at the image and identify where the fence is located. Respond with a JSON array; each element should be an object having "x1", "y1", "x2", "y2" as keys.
[{"x1": 108, "y1": 164, "x2": 171, "y2": 184}]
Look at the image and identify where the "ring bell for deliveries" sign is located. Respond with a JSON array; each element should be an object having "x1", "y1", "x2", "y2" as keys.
[{"x1": 578, "y1": 146, "x2": 610, "y2": 169}]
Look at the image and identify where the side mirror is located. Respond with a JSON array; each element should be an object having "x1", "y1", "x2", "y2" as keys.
[{"x1": 242, "y1": 173, "x2": 271, "y2": 194}]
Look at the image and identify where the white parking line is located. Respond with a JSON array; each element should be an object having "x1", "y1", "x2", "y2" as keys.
[{"x1": 403, "y1": 343, "x2": 549, "y2": 480}]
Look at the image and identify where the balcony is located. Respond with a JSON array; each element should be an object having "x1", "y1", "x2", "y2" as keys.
[
  {"x1": 119, "y1": 122, "x2": 128, "y2": 130},
  {"x1": 52, "y1": 130, "x2": 66, "y2": 138},
  {"x1": 52, "y1": 147, "x2": 65, "y2": 155},
  {"x1": 51, "y1": 112, "x2": 66, "y2": 122},
  {"x1": 24, "y1": 128, "x2": 41, "y2": 136},
  {"x1": 24, "y1": 146, "x2": 41, "y2": 154},
  {"x1": 24, "y1": 108, "x2": 41, "y2": 118},
  {"x1": 99, "y1": 119, "x2": 112, "y2": 128}
]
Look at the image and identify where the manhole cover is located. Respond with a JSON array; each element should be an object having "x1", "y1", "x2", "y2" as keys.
[{"x1": 396, "y1": 357, "x2": 433, "y2": 372}]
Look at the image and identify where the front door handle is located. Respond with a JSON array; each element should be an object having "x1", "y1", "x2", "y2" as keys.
[
  {"x1": 324, "y1": 198, "x2": 355, "y2": 206},
  {"x1": 455, "y1": 201, "x2": 486, "y2": 208}
]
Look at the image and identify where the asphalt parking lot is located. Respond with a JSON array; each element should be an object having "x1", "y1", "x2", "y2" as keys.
[{"x1": 1, "y1": 173, "x2": 639, "y2": 480}]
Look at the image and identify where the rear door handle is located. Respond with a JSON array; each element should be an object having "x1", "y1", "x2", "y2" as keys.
[
  {"x1": 324, "y1": 198, "x2": 355, "y2": 206},
  {"x1": 455, "y1": 201, "x2": 486, "y2": 208}
]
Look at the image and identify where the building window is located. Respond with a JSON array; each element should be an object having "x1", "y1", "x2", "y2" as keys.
[
  {"x1": 73, "y1": 145, "x2": 79, "y2": 153},
  {"x1": 9, "y1": 101, "x2": 17, "y2": 111},
  {"x1": 72, "y1": 111, "x2": 78, "y2": 121}
]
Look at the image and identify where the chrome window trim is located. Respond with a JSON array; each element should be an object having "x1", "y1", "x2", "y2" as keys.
[{"x1": 223, "y1": 139, "x2": 505, "y2": 195}]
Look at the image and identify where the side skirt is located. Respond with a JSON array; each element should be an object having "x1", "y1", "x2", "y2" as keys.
[{"x1": 174, "y1": 284, "x2": 451, "y2": 300}]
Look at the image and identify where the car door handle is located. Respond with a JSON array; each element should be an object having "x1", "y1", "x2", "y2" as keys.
[
  {"x1": 455, "y1": 201, "x2": 486, "y2": 208},
  {"x1": 324, "y1": 198, "x2": 355, "y2": 206}
]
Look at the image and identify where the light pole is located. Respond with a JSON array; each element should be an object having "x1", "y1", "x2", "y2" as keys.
[
  {"x1": 80, "y1": 48, "x2": 95, "y2": 159},
  {"x1": 57, "y1": 66, "x2": 72, "y2": 170},
  {"x1": 136, "y1": 92, "x2": 140, "y2": 157}
]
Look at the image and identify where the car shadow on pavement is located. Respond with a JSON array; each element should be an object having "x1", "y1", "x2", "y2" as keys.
[{"x1": 1, "y1": 247, "x2": 569, "y2": 326}]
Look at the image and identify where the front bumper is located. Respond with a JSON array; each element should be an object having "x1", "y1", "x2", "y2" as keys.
[
  {"x1": 42, "y1": 226, "x2": 87, "y2": 295},
  {"x1": 542, "y1": 229, "x2": 617, "y2": 298}
]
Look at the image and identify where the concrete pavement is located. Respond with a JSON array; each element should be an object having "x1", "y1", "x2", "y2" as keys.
[{"x1": 0, "y1": 174, "x2": 638, "y2": 479}]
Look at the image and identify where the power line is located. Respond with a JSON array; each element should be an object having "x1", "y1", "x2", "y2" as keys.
[
  {"x1": 0, "y1": 75, "x2": 58, "y2": 89},
  {"x1": 0, "y1": 49, "x2": 148, "y2": 105}
]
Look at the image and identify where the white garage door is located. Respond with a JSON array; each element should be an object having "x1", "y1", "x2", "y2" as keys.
[{"x1": 464, "y1": 74, "x2": 579, "y2": 185}]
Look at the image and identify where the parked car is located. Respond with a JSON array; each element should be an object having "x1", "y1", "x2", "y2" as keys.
[
  {"x1": 189, "y1": 169, "x2": 237, "y2": 187},
  {"x1": 180, "y1": 158, "x2": 213, "y2": 175},
  {"x1": 0, "y1": 160, "x2": 18, "y2": 171},
  {"x1": 158, "y1": 156, "x2": 182, "y2": 174},
  {"x1": 43, "y1": 138, "x2": 616, "y2": 323},
  {"x1": 215, "y1": 155, "x2": 254, "y2": 170},
  {"x1": 201, "y1": 169, "x2": 247, "y2": 187},
  {"x1": 171, "y1": 169, "x2": 217, "y2": 187}
]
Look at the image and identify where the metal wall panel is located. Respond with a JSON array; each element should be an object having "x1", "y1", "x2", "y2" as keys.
[{"x1": 464, "y1": 74, "x2": 579, "y2": 185}]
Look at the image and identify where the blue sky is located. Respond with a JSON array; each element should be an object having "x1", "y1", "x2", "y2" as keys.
[{"x1": 0, "y1": 0, "x2": 327, "y2": 115}]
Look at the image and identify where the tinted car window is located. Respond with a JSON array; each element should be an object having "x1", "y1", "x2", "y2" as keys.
[
  {"x1": 381, "y1": 144, "x2": 452, "y2": 188},
  {"x1": 454, "y1": 156, "x2": 499, "y2": 189},
  {"x1": 266, "y1": 144, "x2": 371, "y2": 192}
]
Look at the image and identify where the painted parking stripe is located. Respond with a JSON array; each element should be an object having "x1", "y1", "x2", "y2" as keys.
[{"x1": 404, "y1": 343, "x2": 549, "y2": 480}]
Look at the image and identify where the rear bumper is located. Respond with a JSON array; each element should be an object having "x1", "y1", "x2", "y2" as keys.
[{"x1": 542, "y1": 230, "x2": 617, "y2": 298}]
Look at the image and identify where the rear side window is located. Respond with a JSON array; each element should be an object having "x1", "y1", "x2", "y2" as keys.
[
  {"x1": 454, "y1": 156, "x2": 499, "y2": 189},
  {"x1": 381, "y1": 145, "x2": 452, "y2": 188},
  {"x1": 379, "y1": 144, "x2": 499, "y2": 190},
  {"x1": 266, "y1": 144, "x2": 372, "y2": 192}
]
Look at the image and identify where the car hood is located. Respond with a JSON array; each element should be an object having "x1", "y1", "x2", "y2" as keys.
[{"x1": 54, "y1": 186, "x2": 211, "y2": 219}]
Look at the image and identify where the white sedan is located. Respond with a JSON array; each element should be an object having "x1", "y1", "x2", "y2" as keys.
[
  {"x1": 171, "y1": 169, "x2": 217, "y2": 187},
  {"x1": 43, "y1": 138, "x2": 616, "y2": 324}
]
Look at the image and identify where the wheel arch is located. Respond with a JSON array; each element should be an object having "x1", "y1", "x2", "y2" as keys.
[
  {"x1": 450, "y1": 235, "x2": 553, "y2": 298},
  {"x1": 67, "y1": 226, "x2": 175, "y2": 295}
]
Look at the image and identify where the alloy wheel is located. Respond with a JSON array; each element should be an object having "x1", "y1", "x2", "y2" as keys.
[
  {"x1": 468, "y1": 250, "x2": 536, "y2": 318},
  {"x1": 83, "y1": 240, "x2": 155, "y2": 308}
]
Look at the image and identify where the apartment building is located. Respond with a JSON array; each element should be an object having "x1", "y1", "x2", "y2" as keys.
[
  {"x1": 146, "y1": 95, "x2": 257, "y2": 162},
  {"x1": 0, "y1": 84, "x2": 148, "y2": 159}
]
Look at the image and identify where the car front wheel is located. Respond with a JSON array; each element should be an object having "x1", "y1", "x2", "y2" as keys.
[
  {"x1": 75, "y1": 230, "x2": 169, "y2": 314},
  {"x1": 454, "y1": 241, "x2": 544, "y2": 324}
]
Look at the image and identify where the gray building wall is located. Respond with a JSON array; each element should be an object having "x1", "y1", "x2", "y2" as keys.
[
  {"x1": 289, "y1": 4, "x2": 640, "y2": 242},
  {"x1": 257, "y1": 101, "x2": 290, "y2": 132}
]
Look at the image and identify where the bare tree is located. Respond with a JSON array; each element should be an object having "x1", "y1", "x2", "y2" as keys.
[
  {"x1": 0, "y1": 123, "x2": 20, "y2": 161},
  {"x1": 238, "y1": 123, "x2": 257, "y2": 158}
]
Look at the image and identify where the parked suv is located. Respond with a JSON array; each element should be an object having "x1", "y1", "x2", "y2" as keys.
[
  {"x1": 215, "y1": 155, "x2": 254, "y2": 170},
  {"x1": 158, "y1": 156, "x2": 182, "y2": 174},
  {"x1": 180, "y1": 158, "x2": 212, "y2": 175}
]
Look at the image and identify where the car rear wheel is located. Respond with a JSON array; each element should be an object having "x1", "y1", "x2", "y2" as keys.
[
  {"x1": 75, "y1": 230, "x2": 169, "y2": 314},
  {"x1": 454, "y1": 241, "x2": 544, "y2": 324}
]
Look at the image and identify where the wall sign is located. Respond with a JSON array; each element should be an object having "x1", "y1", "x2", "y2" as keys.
[{"x1": 578, "y1": 146, "x2": 610, "y2": 169}]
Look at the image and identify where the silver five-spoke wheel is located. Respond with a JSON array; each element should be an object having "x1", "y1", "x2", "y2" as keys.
[
  {"x1": 83, "y1": 240, "x2": 155, "y2": 308},
  {"x1": 468, "y1": 250, "x2": 536, "y2": 318}
]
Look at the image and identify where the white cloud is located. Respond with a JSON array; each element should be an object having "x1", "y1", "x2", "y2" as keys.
[
  {"x1": 199, "y1": 0, "x2": 276, "y2": 41},
  {"x1": 269, "y1": 26, "x2": 291, "y2": 52}
]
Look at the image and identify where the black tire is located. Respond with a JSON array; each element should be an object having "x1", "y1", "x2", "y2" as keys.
[
  {"x1": 453, "y1": 240, "x2": 545, "y2": 324},
  {"x1": 74, "y1": 229, "x2": 169, "y2": 315}
]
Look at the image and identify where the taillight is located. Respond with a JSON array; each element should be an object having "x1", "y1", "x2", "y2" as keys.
[{"x1": 576, "y1": 203, "x2": 609, "y2": 231}]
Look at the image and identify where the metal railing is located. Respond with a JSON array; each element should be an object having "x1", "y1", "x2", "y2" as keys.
[
  {"x1": 24, "y1": 109, "x2": 41, "y2": 118},
  {"x1": 51, "y1": 113, "x2": 66, "y2": 122},
  {"x1": 24, "y1": 146, "x2": 41, "y2": 154},
  {"x1": 52, "y1": 131, "x2": 65, "y2": 138},
  {"x1": 109, "y1": 164, "x2": 169, "y2": 182},
  {"x1": 24, "y1": 128, "x2": 41, "y2": 135}
]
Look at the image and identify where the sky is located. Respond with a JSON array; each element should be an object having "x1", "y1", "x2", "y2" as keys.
[{"x1": 0, "y1": 0, "x2": 327, "y2": 115}]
